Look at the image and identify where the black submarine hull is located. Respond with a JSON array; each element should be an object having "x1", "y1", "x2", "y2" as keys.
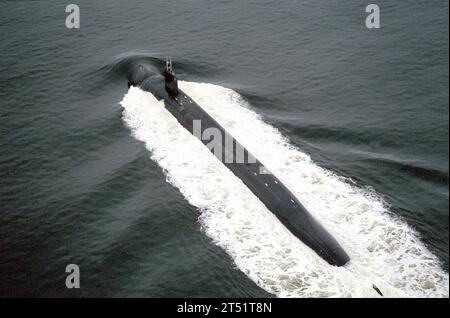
[{"x1": 128, "y1": 64, "x2": 350, "y2": 267}]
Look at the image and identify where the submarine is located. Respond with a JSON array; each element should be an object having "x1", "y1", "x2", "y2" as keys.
[{"x1": 127, "y1": 58, "x2": 350, "y2": 267}]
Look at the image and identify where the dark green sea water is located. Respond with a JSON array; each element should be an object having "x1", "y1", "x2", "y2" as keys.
[{"x1": 0, "y1": 0, "x2": 448, "y2": 297}]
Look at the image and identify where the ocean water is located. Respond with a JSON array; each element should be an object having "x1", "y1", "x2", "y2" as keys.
[{"x1": 0, "y1": 1, "x2": 448, "y2": 297}]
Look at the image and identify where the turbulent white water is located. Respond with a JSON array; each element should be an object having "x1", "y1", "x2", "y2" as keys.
[{"x1": 120, "y1": 83, "x2": 449, "y2": 298}]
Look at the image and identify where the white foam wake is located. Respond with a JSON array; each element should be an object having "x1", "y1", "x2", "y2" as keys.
[{"x1": 120, "y1": 83, "x2": 449, "y2": 297}]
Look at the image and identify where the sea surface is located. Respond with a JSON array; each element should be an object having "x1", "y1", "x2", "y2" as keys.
[{"x1": 0, "y1": 0, "x2": 448, "y2": 297}]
